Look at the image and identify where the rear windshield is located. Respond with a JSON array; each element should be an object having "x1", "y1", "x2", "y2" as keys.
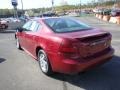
[{"x1": 44, "y1": 18, "x2": 91, "y2": 33}]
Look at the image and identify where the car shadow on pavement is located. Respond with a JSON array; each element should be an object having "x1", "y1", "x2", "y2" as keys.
[
  {"x1": 0, "y1": 58, "x2": 6, "y2": 63},
  {"x1": 0, "y1": 30, "x2": 15, "y2": 34},
  {"x1": 51, "y1": 55, "x2": 120, "y2": 90}
]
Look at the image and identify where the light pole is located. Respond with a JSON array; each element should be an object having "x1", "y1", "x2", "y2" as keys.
[
  {"x1": 20, "y1": 0, "x2": 24, "y2": 15},
  {"x1": 21, "y1": 0, "x2": 23, "y2": 11},
  {"x1": 80, "y1": 0, "x2": 81, "y2": 16},
  {"x1": 51, "y1": 0, "x2": 54, "y2": 12}
]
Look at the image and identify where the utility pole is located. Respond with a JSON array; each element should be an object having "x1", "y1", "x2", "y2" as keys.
[
  {"x1": 93, "y1": 0, "x2": 96, "y2": 7},
  {"x1": 80, "y1": 0, "x2": 82, "y2": 16},
  {"x1": 21, "y1": 0, "x2": 24, "y2": 14},
  {"x1": 51, "y1": 0, "x2": 54, "y2": 12},
  {"x1": 14, "y1": 6, "x2": 18, "y2": 19}
]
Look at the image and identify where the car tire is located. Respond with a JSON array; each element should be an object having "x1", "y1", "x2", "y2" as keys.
[
  {"x1": 16, "y1": 38, "x2": 22, "y2": 50},
  {"x1": 38, "y1": 50, "x2": 53, "y2": 75}
]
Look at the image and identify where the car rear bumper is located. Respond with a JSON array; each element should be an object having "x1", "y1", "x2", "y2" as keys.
[{"x1": 50, "y1": 48, "x2": 114, "y2": 74}]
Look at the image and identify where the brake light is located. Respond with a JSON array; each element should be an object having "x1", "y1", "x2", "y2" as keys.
[
  {"x1": 59, "y1": 39, "x2": 79, "y2": 59},
  {"x1": 60, "y1": 39, "x2": 78, "y2": 53},
  {"x1": 60, "y1": 45, "x2": 77, "y2": 53}
]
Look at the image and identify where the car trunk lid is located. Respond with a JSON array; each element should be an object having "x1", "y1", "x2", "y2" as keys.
[
  {"x1": 77, "y1": 33, "x2": 111, "y2": 58},
  {"x1": 57, "y1": 29, "x2": 111, "y2": 58}
]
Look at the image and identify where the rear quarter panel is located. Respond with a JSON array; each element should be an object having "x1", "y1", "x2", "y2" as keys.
[
  {"x1": 36, "y1": 33, "x2": 62, "y2": 54},
  {"x1": 34, "y1": 33, "x2": 63, "y2": 71}
]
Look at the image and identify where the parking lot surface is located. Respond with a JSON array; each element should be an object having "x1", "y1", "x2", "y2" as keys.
[{"x1": 0, "y1": 16, "x2": 120, "y2": 90}]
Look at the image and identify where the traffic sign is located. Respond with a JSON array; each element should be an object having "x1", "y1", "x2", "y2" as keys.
[{"x1": 11, "y1": 0, "x2": 18, "y2": 6}]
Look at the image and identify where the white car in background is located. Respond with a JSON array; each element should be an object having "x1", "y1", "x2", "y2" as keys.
[{"x1": 0, "y1": 19, "x2": 8, "y2": 30}]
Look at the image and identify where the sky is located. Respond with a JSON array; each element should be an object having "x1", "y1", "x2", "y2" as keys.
[{"x1": 0, "y1": 0, "x2": 91, "y2": 9}]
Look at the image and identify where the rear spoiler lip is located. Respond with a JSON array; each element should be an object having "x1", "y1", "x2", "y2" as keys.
[{"x1": 75, "y1": 32, "x2": 109, "y2": 40}]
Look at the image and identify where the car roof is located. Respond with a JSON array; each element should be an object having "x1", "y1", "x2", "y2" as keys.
[
  {"x1": 32, "y1": 17, "x2": 61, "y2": 20},
  {"x1": 32, "y1": 17, "x2": 68, "y2": 21}
]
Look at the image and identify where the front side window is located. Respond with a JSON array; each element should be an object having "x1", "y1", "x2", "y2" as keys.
[
  {"x1": 30, "y1": 21, "x2": 37, "y2": 32},
  {"x1": 23, "y1": 21, "x2": 32, "y2": 30},
  {"x1": 30, "y1": 21, "x2": 42, "y2": 32},
  {"x1": 23, "y1": 21, "x2": 42, "y2": 32},
  {"x1": 44, "y1": 18, "x2": 91, "y2": 33}
]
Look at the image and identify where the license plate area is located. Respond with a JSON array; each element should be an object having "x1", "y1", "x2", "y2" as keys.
[
  {"x1": 79, "y1": 40, "x2": 110, "y2": 57},
  {"x1": 89, "y1": 40, "x2": 109, "y2": 54}
]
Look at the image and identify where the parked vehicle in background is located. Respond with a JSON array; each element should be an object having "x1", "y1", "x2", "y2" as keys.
[
  {"x1": 111, "y1": 8, "x2": 120, "y2": 16},
  {"x1": 103, "y1": 9, "x2": 111, "y2": 15},
  {"x1": 40, "y1": 12, "x2": 57, "y2": 17},
  {"x1": 82, "y1": 9, "x2": 93, "y2": 14},
  {"x1": 12, "y1": 18, "x2": 21, "y2": 23},
  {"x1": 93, "y1": 8, "x2": 111, "y2": 15},
  {"x1": 20, "y1": 16, "x2": 29, "y2": 22},
  {"x1": 0, "y1": 19, "x2": 8, "y2": 30},
  {"x1": 93, "y1": 8, "x2": 104, "y2": 15},
  {"x1": 15, "y1": 17, "x2": 114, "y2": 75},
  {"x1": 68, "y1": 12, "x2": 78, "y2": 16},
  {"x1": 5, "y1": 18, "x2": 21, "y2": 23}
]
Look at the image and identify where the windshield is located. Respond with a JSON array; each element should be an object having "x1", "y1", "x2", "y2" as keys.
[{"x1": 44, "y1": 18, "x2": 91, "y2": 33}]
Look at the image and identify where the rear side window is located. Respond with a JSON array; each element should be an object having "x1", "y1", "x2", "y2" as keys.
[{"x1": 30, "y1": 21, "x2": 38, "y2": 32}]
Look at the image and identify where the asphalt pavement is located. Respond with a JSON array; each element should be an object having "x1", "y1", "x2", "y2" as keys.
[{"x1": 0, "y1": 16, "x2": 120, "y2": 90}]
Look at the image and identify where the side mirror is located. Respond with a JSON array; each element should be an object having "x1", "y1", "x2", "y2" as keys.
[{"x1": 16, "y1": 27, "x2": 23, "y2": 32}]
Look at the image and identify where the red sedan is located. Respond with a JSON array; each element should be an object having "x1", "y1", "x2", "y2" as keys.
[{"x1": 15, "y1": 17, "x2": 114, "y2": 75}]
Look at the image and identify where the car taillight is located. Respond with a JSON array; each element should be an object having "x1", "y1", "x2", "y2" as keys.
[
  {"x1": 59, "y1": 40, "x2": 79, "y2": 59},
  {"x1": 60, "y1": 45, "x2": 77, "y2": 53}
]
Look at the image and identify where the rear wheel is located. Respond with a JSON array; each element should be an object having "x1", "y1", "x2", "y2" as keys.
[{"x1": 38, "y1": 50, "x2": 53, "y2": 75}]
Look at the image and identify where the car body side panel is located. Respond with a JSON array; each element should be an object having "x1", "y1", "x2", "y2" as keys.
[
  {"x1": 35, "y1": 34, "x2": 63, "y2": 69},
  {"x1": 16, "y1": 32, "x2": 26, "y2": 49}
]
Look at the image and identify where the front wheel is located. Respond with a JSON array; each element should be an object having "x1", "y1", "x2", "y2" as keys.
[{"x1": 38, "y1": 50, "x2": 53, "y2": 75}]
